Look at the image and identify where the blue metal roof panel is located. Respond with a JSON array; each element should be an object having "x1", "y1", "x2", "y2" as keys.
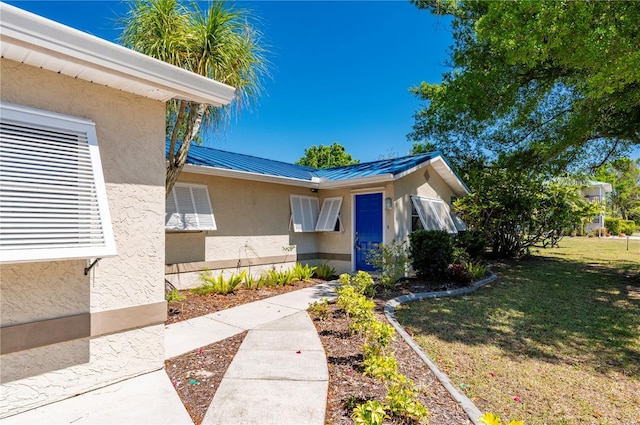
[
  {"x1": 168, "y1": 143, "x2": 445, "y2": 183},
  {"x1": 315, "y1": 153, "x2": 437, "y2": 180},
  {"x1": 170, "y1": 142, "x2": 317, "y2": 180}
]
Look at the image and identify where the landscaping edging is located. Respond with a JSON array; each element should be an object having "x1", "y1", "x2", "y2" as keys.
[{"x1": 383, "y1": 272, "x2": 498, "y2": 425}]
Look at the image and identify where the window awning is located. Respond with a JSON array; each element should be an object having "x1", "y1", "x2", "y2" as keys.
[
  {"x1": 0, "y1": 102, "x2": 116, "y2": 263},
  {"x1": 166, "y1": 183, "x2": 216, "y2": 231},
  {"x1": 290, "y1": 195, "x2": 343, "y2": 233},
  {"x1": 411, "y1": 195, "x2": 461, "y2": 234}
]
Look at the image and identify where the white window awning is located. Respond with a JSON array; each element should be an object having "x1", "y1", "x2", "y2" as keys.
[
  {"x1": 315, "y1": 197, "x2": 343, "y2": 232},
  {"x1": 290, "y1": 195, "x2": 320, "y2": 232},
  {"x1": 290, "y1": 195, "x2": 343, "y2": 233},
  {"x1": 0, "y1": 102, "x2": 116, "y2": 263},
  {"x1": 166, "y1": 183, "x2": 216, "y2": 231},
  {"x1": 411, "y1": 195, "x2": 460, "y2": 234}
]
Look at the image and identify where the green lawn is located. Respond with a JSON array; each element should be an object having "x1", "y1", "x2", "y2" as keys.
[{"x1": 396, "y1": 237, "x2": 640, "y2": 425}]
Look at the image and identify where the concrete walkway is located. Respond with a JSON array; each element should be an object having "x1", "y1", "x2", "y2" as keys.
[{"x1": 1, "y1": 282, "x2": 337, "y2": 424}]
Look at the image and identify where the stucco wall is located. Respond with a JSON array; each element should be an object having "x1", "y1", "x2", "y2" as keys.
[
  {"x1": 393, "y1": 164, "x2": 454, "y2": 241},
  {"x1": 166, "y1": 172, "x2": 318, "y2": 271},
  {"x1": 0, "y1": 59, "x2": 166, "y2": 417}
]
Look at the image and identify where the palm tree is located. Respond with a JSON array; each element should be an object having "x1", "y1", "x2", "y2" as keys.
[{"x1": 120, "y1": 0, "x2": 268, "y2": 197}]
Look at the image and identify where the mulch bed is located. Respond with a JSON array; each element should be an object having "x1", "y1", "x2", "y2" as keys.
[{"x1": 164, "y1": 278, "x2": 475, "y2": 424}]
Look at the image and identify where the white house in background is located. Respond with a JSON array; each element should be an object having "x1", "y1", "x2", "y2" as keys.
[
  {"x1": 165, "y1": 144, "x2": 470, "y2": 289},
  {"x1": 583, "y1": 181, "x2": 613, "y2": 235},
  {"x1": 0, "y1": 3, "x2": 234, "y2": 418}
]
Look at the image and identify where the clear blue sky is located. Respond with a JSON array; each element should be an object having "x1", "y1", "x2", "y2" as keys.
[
  {"x1": 6, "y1": 1, "x2": 638, "y2": 164},
  {"x1": 5, "y1": 0, "x2": 454, "y2": 164}
]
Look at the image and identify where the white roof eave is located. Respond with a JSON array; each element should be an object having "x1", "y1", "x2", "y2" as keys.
[{"x1": 0, "y1": 3, "x2": 236, "y2": 106}]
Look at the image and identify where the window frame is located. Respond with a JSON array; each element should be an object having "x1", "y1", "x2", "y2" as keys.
[
  {"x1": 0, "y1": 102, "x2": 116, "y2": 264},
  {"x1": 165, "y1": 183, "x2": 217, "y2": 231}
]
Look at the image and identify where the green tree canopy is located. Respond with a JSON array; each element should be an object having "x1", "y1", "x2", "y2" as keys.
[
  {"x1": 295, "y1": 142, "x2": 360, "y2": 169},
  {"x1": 594, "y1": 157, "x2": 640, "y2": 223},
  {"x1": 120, "y1": 0, "x2": 269, "y2": 197},
  {"x1": 409, "y1": 141, "x2": 437, "y2": 155},
  {"x1": 455, "y1": 164, "x2": 600, "y2": 257},
  {"x1": 409, "y1": 0, "x2": 640, "y2": 174}
]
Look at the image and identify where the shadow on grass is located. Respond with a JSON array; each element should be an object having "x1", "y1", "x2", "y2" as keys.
[{"x1": 398, "y1": 255, "x2": 640, "y2": 378}]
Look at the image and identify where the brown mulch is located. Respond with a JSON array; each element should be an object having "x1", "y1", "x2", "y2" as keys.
[{"x1": 164, "y1": 278, "x2": 475, "y2": 425}]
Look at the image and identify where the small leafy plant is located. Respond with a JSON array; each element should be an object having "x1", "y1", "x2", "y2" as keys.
[
  {"x1": 194, "y1": 270, "x2": 246, "y2": 295},
  {"x1": 166, "y1": 288, "x2": 185, "y2": 303},
  {"x1": 447, "y1": 263, "x2": 472, "y2": 284},
  {"x1": 351, "y1": 400, "x2": 388, "y2": 425},
  {"x1": 292, "y1": 262, "x2": 316, "y2": 282},
  {"x1": 479, "y1": 412, "x2": 524, "y2": 425},
  {"x1": 314, "y1": 262, "x2": 336, "y2": 280},
  {"x1": 464, "y1": 261, "x2": 487, "y2": 279},
  {"x1": 244, "y1": 273, "x2": 266, "y2": 290},
  {"x1": 366, "y1": 240, "x2": 409, "y2": 289},
  {"x1": 308, "y1": 299, "x2": 330, "y2": 320}
]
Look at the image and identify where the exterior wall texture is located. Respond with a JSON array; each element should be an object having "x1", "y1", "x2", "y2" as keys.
[{"x1": 0, "y1": 59, "x2": 166, "y2": 417}]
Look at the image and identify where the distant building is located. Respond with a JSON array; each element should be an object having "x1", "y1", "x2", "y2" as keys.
[{"x1": 583, "y1": 181, "x2": 613, "y2": 235}]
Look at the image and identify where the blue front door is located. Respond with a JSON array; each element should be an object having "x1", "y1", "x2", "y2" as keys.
[{"x1": 354, "y1": 193, "x2": 383, "y2": 271}]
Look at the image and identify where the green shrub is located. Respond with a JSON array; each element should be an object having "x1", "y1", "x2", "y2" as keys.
[
  {"x1": 447, "y1": 263, "x2": 472, "y2": 285},
  {"x1": 386, "y1": 378, "x2": 430, "y2": 423},
  {"x1": 620, "y1": 220, "x2": 636, "y2": 235},
  {"x1": 409, "y1": 230, "x2": 453, "y2": 281},
  {"x1": 244, "y1": 273, "x2": 266, "y2": 290},
  {"x1": 351, "y1": 400, "x2": 388, "y2": 425},
  {"x1": 194, "y1": 270, "x2": 246, "y2": 295},
  {"x1": 308, "y1": 299, "x2": 330, "y2": 320},
  {"x1": 314, "y1": 262, "x2": 336, "y2": 280},
  {"x1": 464, "y1": 261, "x2": 487, "y2": 279},
  {"x1": 365, "y1": 240, "x2": 409, "y2": 289},
  {"x1": 605, "y1": 217, "x2": 621, "y2": 234},
  {"x1": 292, "y1": 263, "x2": 316, "y2": 281},
  {"x1": 166, "y1": 288, "x2": 185, "y2": 303},
  {"x1": 263, "y1": 268, "x2": 296, "y2": 287},
  {"x1": 454, "y1": 230, "x2": 488, "y2": 261},
  {"x1": 362, "y1": 351, "x2": 398, "y2": 381},
  {"x1": 339, "y1": 271, "x2": 375, "y2": 297}
]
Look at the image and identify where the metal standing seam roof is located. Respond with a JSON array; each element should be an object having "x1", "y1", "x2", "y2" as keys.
[{"x1": 172, "y1": 142, "x2": 439, "y2": 181}]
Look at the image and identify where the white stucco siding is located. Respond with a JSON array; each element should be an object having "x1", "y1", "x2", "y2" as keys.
[
  {"x1": 0, "y1": 325, "x2": 164, "y2": 418},
  {"x1": 0, "y1": 261, "x2": 88, "y2": 326},
  {"x1": 0, "y1": 59, "x2": 166, "y2": 416},
  {"x1": 393, "y1": 164, "x2": 455, "y2": 241},
  {"x1": 166, "y1": 172, "x2": 319, "y2": 266},
  {"x1": 0, "y1": 58, "x2": 166, "y2": 312}
]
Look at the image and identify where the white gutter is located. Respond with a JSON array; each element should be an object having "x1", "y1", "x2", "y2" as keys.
[{"x1": 0, "y1": 3, "x2": 236, "y2": 106}]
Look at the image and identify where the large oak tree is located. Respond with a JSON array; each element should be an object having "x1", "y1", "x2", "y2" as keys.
[{"x1": 409, "y1": 0, "x2": 640, "y2": 174}]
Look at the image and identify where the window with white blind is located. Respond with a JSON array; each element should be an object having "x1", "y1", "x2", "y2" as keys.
[
  {"x1": 0, "y1": 102, "x2": 116, "y2": 263},
  {"x1": 410, "y1": 195, "x2": 459, "y2": 234},
  {"x1": 165, "y1": 183, "x2": 216, "y2": 231},
  {"x1": 315, "y1": 197, "x2": 343, "y2": 232},
  {"x1": 290, "y1": 195, "x2": 319, "y2": 232}
]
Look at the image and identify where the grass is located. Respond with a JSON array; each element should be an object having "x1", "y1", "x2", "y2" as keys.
[{"x1": 396, "y1": 237, "x2": 640, "y2": 425}]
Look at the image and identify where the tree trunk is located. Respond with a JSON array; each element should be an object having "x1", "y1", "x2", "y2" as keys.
[{"x1": 165, "y1": 103, "x2": 207, "y2": 198}]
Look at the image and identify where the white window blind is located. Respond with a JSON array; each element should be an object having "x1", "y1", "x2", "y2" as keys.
[
  {"x1": 166, "y1": 183, "x2": 216, "y2": 231},
  {"x1": 0, "y1": 102, "x2": 116, "y2": 263},
  {"x1": 315, "y1": 197, "x2": 343, "y2": 232},
  {"x1": 290, "y1": 195, "x2": 319, "y2": 232},
  {"x1": 410, "y1": 196, "x2": 459, "y2": 234}
]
